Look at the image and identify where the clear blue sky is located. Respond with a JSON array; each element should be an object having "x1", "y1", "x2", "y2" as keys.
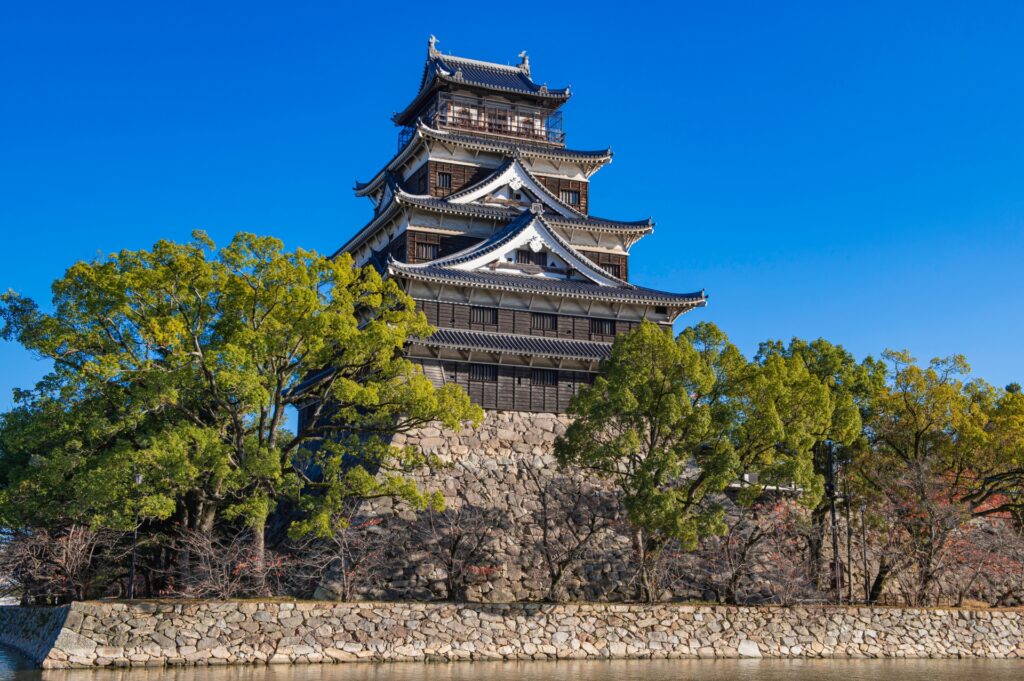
[{"x1": 2, "y1": 1, "x2": 1022, "y2": 410}]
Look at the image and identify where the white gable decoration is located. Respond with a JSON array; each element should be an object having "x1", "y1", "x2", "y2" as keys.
[
  {"x1": 410, "y1": 213, "x2": 626, "y2": 288},
  {"x1": 446, "y1": 159, "x2": 581, "y2": 219}
]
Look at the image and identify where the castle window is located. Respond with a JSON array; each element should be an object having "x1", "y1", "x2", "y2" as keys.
[
  {"x1": 490, "y1": 112, "x2": 510, "y2": 133},
  {"x1": 469, "y1": 364, "x2": 497, "y2": 383},
  {"x1": 470, "y1": 306, "x2": 497, "y2": 325},
  {"x1": 437, "y1": 172, "x2": 452, "y2": 190},
  {"x1": 516, "y1": 249, "x2": 546, "y2": 266},
  {"x1": 415, "y1": 242, "x2": 439, "y2": 261},
  {"x1": 590, "y1": 318, "x2": 616, "y2": 336},
  {"x1": 559, "y1": 189, "x2": 580, "y2": 206},
  {"x1": 603, "y1": 263, "x2": 621, "y2": 278},
  {"x1": 531, "y1": 369, "x2": 558, "y2": 386},
  {"x1": 531, "y1": 313, "x2": 557, "y2": 331}
]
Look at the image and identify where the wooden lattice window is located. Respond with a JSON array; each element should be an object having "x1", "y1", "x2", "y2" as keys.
[
  {"x1": 469, "y1": 364, "x2": 497, "y2": 383},
  {"x1": 470, "y1": 306, "x2": 498, "y2": 325},
  {"x1": 490, "y1": 112, "x2": 510, "y2": 133},
  {"x1": 531, "y1": 369, "x2": 558, "y2": 386},
  {"x1": 559, "y1": 189, "x2": 580, "y2": 205},
  {"x1": 531, "y1": 313, "x2": 557, "y2": 331},
  {"x1": 437, "y1": 172, "x2": 452, "y2": 190},
  {"x1": 516, "y1": 249, "x2": 546, "y2": 266},
  {"x1": 415, "y1": 242, "x2": 439, "y2": 261},
  {"x1": 590, "y1": 318, "x2": 616, "y2": 336}
]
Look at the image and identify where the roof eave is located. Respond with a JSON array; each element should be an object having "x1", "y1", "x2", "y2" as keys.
[
  {"x1": 355, "y1": 124, "x2": 613, "y2": 200},
  {"x1": 418, "y1": 338, "x2": 607, "y2": 362},
  {"x1": 389, "y1": 265, "x2": 708, "y2": 308},
  {"x1": 393, "y1": 70, "x2": 572, "y2": 127}
]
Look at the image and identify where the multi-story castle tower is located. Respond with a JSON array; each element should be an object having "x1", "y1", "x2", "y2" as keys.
[{"x1": 339, "y1": 38, "x2": 706, "y2": 413}]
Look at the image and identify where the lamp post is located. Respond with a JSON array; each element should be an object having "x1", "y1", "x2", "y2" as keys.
[
  {"x1": 127, "y1": 471, "x2": 143, "y2": 600},
  {"x1": 860, "y1": 502, "x2": 870, "y2": 602},
  {"x1": 824, "y1": 441, "x2": 842, "y2": 604}
]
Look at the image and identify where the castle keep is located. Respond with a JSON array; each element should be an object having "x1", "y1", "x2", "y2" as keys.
[
  {"x1": 315, "y1": 40, "x2": 707, "y2": 602},
  {"x1": 339, "y1": 37, "x2": 706, "y2": 413}
]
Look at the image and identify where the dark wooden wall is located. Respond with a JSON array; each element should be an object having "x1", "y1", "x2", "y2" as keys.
[
  {"x1": 578, "y1": 250, "x2": 628, "y2": 281},
  {"x1": 417, "y1": 300, "x2": 639, "y2": 342},
  {"x1": 402, "y1": 162, "x2": 590, "y2": 213},
  {"x1": 404, "y1": 161, "x2": 492, "y2": 198},
  {"x1": 401, "y1": 230, "x2": 483, "y2": 264},
  {"x1": 433, "y1": 360, "x2": 594, "y2": 413},
  {"x1": 535, "y1": 174, "x2": 589, "y2": 214}
]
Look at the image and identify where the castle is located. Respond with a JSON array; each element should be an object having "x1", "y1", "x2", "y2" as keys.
[
  {"x1": 316, "y1": 39, "x2": 707, "y2": 601},
  {"x1": 339, "y1": 37, "x2": 705, "y2": 413}
]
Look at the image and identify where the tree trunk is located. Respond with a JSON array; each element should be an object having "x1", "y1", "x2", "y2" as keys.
[
  {"x1": 807, "y1": 504, "x2": 829, "y2": 590},
  {"x1": 633, "y1": 530, "x2": 663, "y2": 603},
  {"x1": 868, "y1": 560, "x2": 892, "y2": 604},
  {"x1": 547, "y1": 564, "x2": 564, "y2": 603},
  {"x1": 179, "y1": 493, "x2": 219, "y2": 589},
  {"x1": 251, "y1": 516, "x2": 269, "y2": 596}
]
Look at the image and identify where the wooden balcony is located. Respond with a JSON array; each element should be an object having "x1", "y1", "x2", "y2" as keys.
[{"x1": 401, "y1": 93, "x2": 565, "y2": 149}]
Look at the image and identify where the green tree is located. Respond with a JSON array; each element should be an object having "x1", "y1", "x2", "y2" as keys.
[
  {"x1": 755, "y1": 338, "x2": 884, "y2": 592},
  {"x1": 0, "y1": 231, "x2": 481, "y2": 594},
  {"x1": 555, "y1": 321, "x2": 832, "y2": 601},
  {"x1": 852, "y1": 350, "x2": 1024, "y2": 604}
]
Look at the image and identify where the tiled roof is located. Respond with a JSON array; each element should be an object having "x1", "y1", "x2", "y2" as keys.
[
  {"x1": 430, "y1": 55, "x2": 569, "y2": 99},
  {"x1": 426, "y1": 211, "x2": 535, "y2": 267},
  {"x1": 390, "y1": 263, "x2": 708, "y2": 307},
  {"x1": 394, "y1": 44, "x2": 571, "y2": 126},
  {"x1": 354, "y1": 123, "x2": 611, "y2": 197},
  {"x1": 421, "y1": 328, "x2": 611, "y2": 361},
  {"x1": 397, "y1": 208, "x2": 632, "y2": 288},
  {"x1": 394, "y1": 194, "x2": 653, "y2": 234},
  {"x1": 443, "y1": 158, "x2": 586, "y2": 219},
  {"x1": 418, "y1": 125, "x2": 609, "y2": 161},
  {"x1": 334, "y1": 189, "x2": 653, "y2": 263}
]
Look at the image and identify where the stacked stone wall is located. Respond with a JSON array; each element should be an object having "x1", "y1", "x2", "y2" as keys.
[
  {"x1": 0, "y1": 604, "x2": 70, "y2": 664},
  {"x1": 318, "y1": 409, "x2": 818, "y2": 604},
  {"x1": 2, "y1": 601, "x2": 1023, "y2": 668},
  {"x1": 320, "y1": 410, "x2": 639, "y2": 602}
]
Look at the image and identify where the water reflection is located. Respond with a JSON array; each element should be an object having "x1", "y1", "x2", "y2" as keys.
[{"x1": 0, "y1": 658, "x2": 1017, "y2": 681}]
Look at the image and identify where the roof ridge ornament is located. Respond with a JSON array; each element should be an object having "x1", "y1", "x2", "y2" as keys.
[
  {"x1": 518, "y1": 50, "x2": 530, "y2": 75},
  {"x1": 530, "y1": 201, "x2": 544, "y2": 215},
  {"x1": 428, "y1": 35, "x2": 440, "y2": 58}
]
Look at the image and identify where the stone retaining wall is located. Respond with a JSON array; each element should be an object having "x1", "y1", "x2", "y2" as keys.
[
  {"x1": 319, "y1": 410, "x2": 640, "y2": 602},
  {"x1": 0, "y1": 604, "x2": 70, "y2": 664},
  {"x1": 1, "y1": 601, "x2": 1023, "y2": 668}
]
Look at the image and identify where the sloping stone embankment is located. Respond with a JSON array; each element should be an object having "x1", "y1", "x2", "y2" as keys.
[{"x1": 1, "y1": 601, "x2": 1023, "y2": 668}]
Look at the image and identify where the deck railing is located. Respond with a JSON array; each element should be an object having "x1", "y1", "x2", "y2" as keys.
[{"x1": 399, "y1": 93, "x2": 565, "y2": 149}]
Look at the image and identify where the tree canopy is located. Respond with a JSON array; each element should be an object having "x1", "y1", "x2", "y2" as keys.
[
  {"x1": 555, "y1": 321, "x2": 835, "y2": 600},
  {"x1": 0, "y1": 232, "x2": 481, "y2": 590}
]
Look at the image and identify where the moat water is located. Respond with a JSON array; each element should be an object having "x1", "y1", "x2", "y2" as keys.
[{"x1": 0, "y1": 647, "x2": 1021, "y2": 681}]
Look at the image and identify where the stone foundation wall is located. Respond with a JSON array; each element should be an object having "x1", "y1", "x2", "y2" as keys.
[
  {"x1": 318, "y1": 410, "x2": 643, "y2": 603},
  {"x1": 2, "y1": 601, "x2": 1023, "y2": 668},
  {"x1": 318, "y1": 409, "x2": 810, "y2": 604}
]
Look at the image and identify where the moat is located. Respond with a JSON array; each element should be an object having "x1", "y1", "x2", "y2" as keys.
[{"x1": 0, "y1": 650, "x2": 1022, "y2": 681}]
